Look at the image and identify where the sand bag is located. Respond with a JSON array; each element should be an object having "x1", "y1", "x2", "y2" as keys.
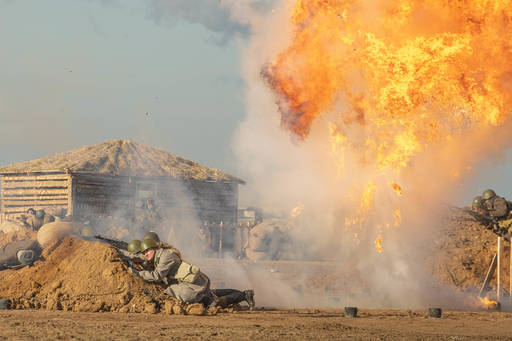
[
  {"x1": 0, "y1": 221, "x2": 26, "y2": 234},
  {"x1": 37, "y1": 222, "x2": 84, "y2": 247}
]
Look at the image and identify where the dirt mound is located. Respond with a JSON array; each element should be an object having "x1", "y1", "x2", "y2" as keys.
[
  {"x1": 426, "y1": 209, "x2": 509, "y2": 294},
  {"x1": 0, "y1": 235, "x2": 194, "y2": 314}
]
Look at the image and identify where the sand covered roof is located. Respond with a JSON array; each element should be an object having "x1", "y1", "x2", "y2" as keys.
[{"x1": 0, "y1": 140, "x2": 244, "y2": 183}]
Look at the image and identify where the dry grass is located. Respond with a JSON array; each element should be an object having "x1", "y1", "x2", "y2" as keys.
[{"x1": 0, "y1": 140, "x2": 244, "y2": 183}]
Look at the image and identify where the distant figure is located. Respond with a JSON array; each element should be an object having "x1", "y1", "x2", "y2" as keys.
[
  {"x1": 233, "y1": 223, "x2": 248, "y2": 259},
  {"x1": 135, "y1": 198, "x2": 162, "y2": 232},
  {"x1": 25, "y1": 208, "x2": 44, "y2": 230},
  {"x1": 192, "y1": 225, "x2": 212, "y2": 257}
]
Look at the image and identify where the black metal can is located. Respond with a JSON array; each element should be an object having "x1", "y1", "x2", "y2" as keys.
[{"x1": 344, "y1": 306, "x2": 358, "y2": 318}]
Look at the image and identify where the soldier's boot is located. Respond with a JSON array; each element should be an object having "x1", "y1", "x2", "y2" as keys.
[
  {"x1": 207, "y1": 295, "x2": 229, "y2": 310},
  {"x1": 217, "y1": 296, "x2": 228, "y2": 308},
  {"x1": 244, "y1": 290, "x2": 255, "y2": 310}
]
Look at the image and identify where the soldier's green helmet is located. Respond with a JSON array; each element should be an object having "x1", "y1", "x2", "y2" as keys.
[
  {"x1": 35, "y1": 209, "x2": 45, "y2": 219},
  {"x1": 140, "y1": 238, "x2": 158, "y2": 253},
  {"x1": 143, "y1": 231, "x2": 160, "y2": 243},
  {"x1": 127, "y1": 239, "x2": 143, "y2": 253},
  {"x1": 17, "y1": 249, "x2": 36, "y2": 266},
  {"x1": 482, "y1": 189, "x2": 497, "y2": 200},
  {"x1": 472, "y1": 196, "x2": 484, "y2": 209}
]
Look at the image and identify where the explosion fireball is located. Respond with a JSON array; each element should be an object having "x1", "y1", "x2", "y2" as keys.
[{"x1": 263, "y1": 0, "x2": 512, "y2": 251}]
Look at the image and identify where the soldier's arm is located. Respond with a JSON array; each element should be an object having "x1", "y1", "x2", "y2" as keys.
[
  {"x1": 135, "y1": 250, "x2": 180, "y2": 282},
  {"x1": 117, "y1": 249, "x2": 145, "y2": 261}
]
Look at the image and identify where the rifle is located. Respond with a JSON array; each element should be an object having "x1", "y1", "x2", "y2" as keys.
[
  {"x1": 94, "y1": 235, "x2": 129, "y2": 250},
  {"x1": 94, "y1": 235, "x2": 148, "y2": 270},
  {"x1": 446, "y1": 204, "x2": 510, "y2": 241}
]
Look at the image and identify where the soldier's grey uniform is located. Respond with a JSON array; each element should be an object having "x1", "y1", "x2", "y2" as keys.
[
  {"x1": 0, "y1": 240, "x2": 41, "y2": 270},
  {"x1": 486, "y1": 196, "x2": 509, "y2": 219},
  {"x1": 132, "y1": 248, "x2": 212, "y2": 304}
]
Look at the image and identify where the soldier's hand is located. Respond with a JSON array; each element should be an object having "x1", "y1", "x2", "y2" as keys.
[{"x1": 127, "y1": 266, "x2": 139, "y2": 276}]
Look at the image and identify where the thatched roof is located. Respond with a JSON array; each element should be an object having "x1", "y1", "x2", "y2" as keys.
[{"x1": 0, "y1": 140, "x2": 245, "y2": 183}]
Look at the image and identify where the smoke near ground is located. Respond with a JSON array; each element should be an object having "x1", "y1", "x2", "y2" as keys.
[{"x1": 230, "y1": 0, "x2": 512, "y2": 309}]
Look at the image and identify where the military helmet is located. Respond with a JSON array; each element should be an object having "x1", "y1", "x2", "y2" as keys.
[
  {"x1": 472, "y1": 196, "x2": 484, "y2": 209},
  {"x1": 140, "y1": 238, "x2": 158, "y2": 253},
  {"x1": 127, "y1": 239, "x2": 143, "y2": 253},
  {"x1": 35, "y1": 209, "x2": 45, "y2": 219},
  {"x1": 80, "y1": 226, "x2": 95, "y2": 237},
  {"x1": 17, "y1": 249, "x2": 36, "y2": 265},
  {"x1": 143, "y1": 231, "x2": 160, "y2": 243},
  {"x1": 482, "y1": 189, "x2": 497, "y2": 200}
]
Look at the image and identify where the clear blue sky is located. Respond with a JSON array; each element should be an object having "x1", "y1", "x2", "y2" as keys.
[
  {"x1": 1, "y1": 0, "x2": 511, "y2": 206},
  {"x1": 0, "y1": 0, "x2": 245, "y2": 173}
]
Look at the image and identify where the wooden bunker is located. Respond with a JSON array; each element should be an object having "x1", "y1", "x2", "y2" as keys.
[{"x1": 0, "y1": 140, "x2": 245, "y2": 224}]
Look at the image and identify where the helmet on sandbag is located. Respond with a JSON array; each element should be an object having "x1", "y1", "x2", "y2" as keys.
[
  {"x1": 127, "y1": 239, "x2": 143, "y2": 254},
  {"x1": 17, "y1": 249, "x2": 36, "y2": 265},
  {"x1": 35, "y1": 209, "x2": 45, "y2": 219},
  {"x1": 140, "y1": 238, "x2": 158, "y2": 253},
  {"x1": 482, "y1": 189, "x2": 497, "y2": 200},
  {"x1": 143, "y1": 231, "x2": 160, "y2": 243},
  {"x1": 472, "y1": 196, "x2": 484, "y2": 209}
]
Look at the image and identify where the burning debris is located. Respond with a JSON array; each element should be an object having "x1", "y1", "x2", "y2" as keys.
[
  {"x1": 374, "y1": 235, "x2": 383, "y2": 253},
  {"x1": 478, "y1": 296, "x2": 501, "y2": 312}
]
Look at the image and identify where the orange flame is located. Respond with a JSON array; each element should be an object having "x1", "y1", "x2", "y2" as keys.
[
  {"x1": 264, "y1": 0, "x2": 512, "y2": 171},
  {"x1": 290, "y1": 204, "x2": 305, "y2": 218},
  {"x1": 374, "y1": 235, "x2": 383, "y2": 253},
  {"x1": 263, "y1": 0, "x2": 512, "y2": 249},
  {"x1": 389, "y1": 182, "x2": 402, "y2": 197},
  {"x1": 393, "y1": 208, "x2": 402, "y2": 227},
  {"x1": 477, "y1": 296, "x2": 499, "y2": 310}
]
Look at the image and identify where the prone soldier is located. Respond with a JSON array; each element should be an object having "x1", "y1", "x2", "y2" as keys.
[
  {"x1": 127, "y1": 233, "x2": 255, "y2": 310},
  {"x1": 471, "y1": 196, "x2": 488, "y2": 215},
  {"x1": 482, "y1": 189, "x2": 509, "y2": 219}
]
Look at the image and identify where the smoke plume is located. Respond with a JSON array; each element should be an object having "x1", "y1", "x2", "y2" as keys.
[{"x1": 230, "y1": 0, "x2": 512, "y2": 308}]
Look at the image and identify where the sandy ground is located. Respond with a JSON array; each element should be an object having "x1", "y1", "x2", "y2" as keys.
[{"x1": 2, "y1": 309, "x2": 512, "y2": 340}]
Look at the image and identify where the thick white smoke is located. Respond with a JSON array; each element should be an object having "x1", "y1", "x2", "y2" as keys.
[{"x1": 226, "y1": 0, "x2": 512, "y2": 309}]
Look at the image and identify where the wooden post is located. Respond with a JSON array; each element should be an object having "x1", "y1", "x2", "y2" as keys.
[
  {"x1": 479, "y1": 253, "x2": 497, "y2": 297},
  {"x1": 510, "y1": 243, "x2": 512, "y2": 304},
  {"x1": 497, "y1": 236, "x2": 503, "y2": 301},
  {"x1": 67, "y1": 174, "x2": 74, "y2": 216},
  {"x1": 219, "y1": 221, "x2": 223, "y2": 253}
]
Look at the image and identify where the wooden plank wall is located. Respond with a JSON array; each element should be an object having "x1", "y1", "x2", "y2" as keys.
[
  {"x1": 0, "y1": 173, "x2": 70, "y2": 222},
  {"x1": 0, "y1": 173, "x2": 240, "y2": 225},
  {"x1": 183, "y1": 180, "x2": 238, "y2": 223},
  {"x1": 73, "y1": 174, "x2": 136, "y2": 218},
  {"x1": 136, "y1": 178, "x2": 238, "y2": 223}
]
